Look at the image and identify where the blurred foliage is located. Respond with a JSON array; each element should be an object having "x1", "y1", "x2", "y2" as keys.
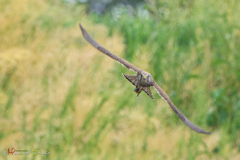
[
  {"x1": 0, "y1": 0, "x2": 240, "y2": 159},
  {"x1": 93, "y1": 0, "x2": 240, "y2": 127},
  {"x1": 90, "y1": 0, "x2": 240, "y2": 158},
  {"x1": 77, "y1": 0, "x2": 145, "y2": 15}
]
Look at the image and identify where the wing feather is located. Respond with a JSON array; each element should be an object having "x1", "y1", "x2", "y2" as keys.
[
  {"x1": 122, "y1": 74, "x2": 138, "y2": 86},
  {"x1": 153, "y1": 81, "x2": 211, "y2": 134},
  {"x1": 79, "y1": 24, "x2": 140, "y2": 73},
  {"x1": 142, "y1": 87, "x2": 154, "y2": 99}
]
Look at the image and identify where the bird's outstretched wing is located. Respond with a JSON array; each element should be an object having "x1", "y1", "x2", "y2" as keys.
[
  {"x1": 153, "y1": 81, "x2": 211, "y2": 134},
  {"x1": 79, "y1": 24, "x2": 140, "y2": 73}
]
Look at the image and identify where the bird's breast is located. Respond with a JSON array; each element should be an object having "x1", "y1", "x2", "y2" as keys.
[
  {"x1": 138, "y1": 81, "x2": 151, "y2": 87},
  {"x1": 134, "y1": 87, "x2": 142, "y2": 93}
]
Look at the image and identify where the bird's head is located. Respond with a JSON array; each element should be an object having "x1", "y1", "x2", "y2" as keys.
[{"x1": 137, "y1": 71, "x2": 153, "y2": 86}]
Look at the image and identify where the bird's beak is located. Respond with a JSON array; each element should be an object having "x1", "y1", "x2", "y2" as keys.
[{"x1": 143, "y1": 76, "x2": 147, "y2": 80}]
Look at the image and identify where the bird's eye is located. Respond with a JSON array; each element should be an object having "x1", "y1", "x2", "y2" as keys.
[{"x1": 148, "y1": 75, "x2": 150, "y2": 82}]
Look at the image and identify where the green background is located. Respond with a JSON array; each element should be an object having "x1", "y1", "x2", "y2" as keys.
[{"x1": 0, "y1": 0, "x2": 239, "y2": 159}]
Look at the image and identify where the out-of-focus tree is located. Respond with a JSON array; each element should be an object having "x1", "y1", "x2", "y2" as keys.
[{"x1": 77, "y1": 0, "x2": 145, "y2": 14}]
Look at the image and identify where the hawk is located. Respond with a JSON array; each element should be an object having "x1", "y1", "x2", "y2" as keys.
[{"x1": 79, "y1": 24, "x2": 211, "y2": 134}]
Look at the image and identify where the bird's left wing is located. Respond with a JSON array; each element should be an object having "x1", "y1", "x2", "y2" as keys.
[
  {"x1": 79, "y1": 24, "x2": 140, "y2": 73},
  {"x1": 153, "y1": 81, "x2": 211, "y2": 134}
]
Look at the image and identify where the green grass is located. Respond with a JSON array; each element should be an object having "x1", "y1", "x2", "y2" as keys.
[{"x1": 0, "y1": 0, "x2": 239, "y2": 159}]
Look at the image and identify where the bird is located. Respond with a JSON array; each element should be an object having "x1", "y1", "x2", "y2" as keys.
[{"x1": 79, "y1": 24, "x2": 211, "y2": 134}]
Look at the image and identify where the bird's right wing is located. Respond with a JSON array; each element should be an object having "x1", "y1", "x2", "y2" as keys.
[
  {"x1": 79, "y1": 24, "x2": 140, "y2": 73},
  {"x1": 153, "y1": 81, "x2": 211, "y2": 134}
]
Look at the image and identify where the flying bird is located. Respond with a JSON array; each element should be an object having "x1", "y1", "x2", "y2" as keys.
[{"x1": 79, "y1": 24, "x2": 211, "y2": 134}]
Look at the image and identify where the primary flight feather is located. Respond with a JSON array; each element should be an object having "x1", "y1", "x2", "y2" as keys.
[{"x1": 79, "y1": 24, "x2": 211, "y2": 134}]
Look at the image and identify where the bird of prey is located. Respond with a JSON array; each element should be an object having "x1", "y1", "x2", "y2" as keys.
[{"x1": 79, "y1": 24, "x2": 211, "y2": 134}]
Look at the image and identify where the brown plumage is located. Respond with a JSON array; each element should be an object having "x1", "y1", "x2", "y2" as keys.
[
  {"x1": 123, "y1": 74, "x2": 154, "y2": 99},
  {"x1": 79, "y1": 24, "x2": 211, "y2": 134}
]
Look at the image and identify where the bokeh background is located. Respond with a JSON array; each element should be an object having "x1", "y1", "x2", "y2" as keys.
[{"x1": 0, "y1": 0, "x2": 240, "y2": 159}]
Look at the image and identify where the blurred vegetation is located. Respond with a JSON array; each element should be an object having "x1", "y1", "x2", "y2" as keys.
[
  {"x1": 81, "y1": 0, "x2": 144, "y2": 14},
  {"x1": 0, "y1": 0, "x2": 239, "y2": 159}
]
